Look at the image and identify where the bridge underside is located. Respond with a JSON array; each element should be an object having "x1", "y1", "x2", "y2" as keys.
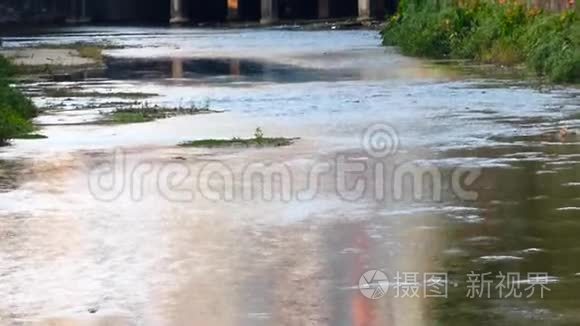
[{"x1": 15, "y1": 0, "x2": 398, "y2": 25}]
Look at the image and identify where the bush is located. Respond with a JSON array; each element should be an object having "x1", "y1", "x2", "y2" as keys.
[
  {"x1": 0, "y1": 56, "x2": 37, "y2": 145},
  {"x1": 0, "y1": 81, "x2": 37, "y2": 120},
  {"x1": 382, "y1": 0, "x2": 580, "y2": 83},
  {"x1": 0, "y1": 109, "x2": 33, "y2": 145},
  {"x1": 523, "y1": 12, "x2": 579, "y2": 82},
  {"x1": 0, "y1": 55, "x2": 15, "y2": 77},
  {"x1": 382, "y1": 6, "x2": 470, "y2": 57}
]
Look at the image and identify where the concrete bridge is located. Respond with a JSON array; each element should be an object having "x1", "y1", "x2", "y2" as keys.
[{"x1": 63, "y1": 0, "x2": 397, "y2": 24}]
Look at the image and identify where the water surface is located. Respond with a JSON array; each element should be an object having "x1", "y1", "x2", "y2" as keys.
[{"x1": 0, "y1": 26, "x2": 579, "y2": 326}]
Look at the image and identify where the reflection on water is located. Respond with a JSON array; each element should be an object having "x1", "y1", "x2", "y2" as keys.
[
  {"x1": 0, "y1": 27, "x2": 579, "y2": 326},
  {"x1": 433, "y1": 140, "x2": 580, "y2": 325},
  {"x1": 103, "y1": 57, "x2": 360, "y2": 83},
  {"x1": 0, "y1": 160, "x2": 26, "y2": 193}
]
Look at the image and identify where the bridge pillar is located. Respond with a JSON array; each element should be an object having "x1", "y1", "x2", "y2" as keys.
[
  {"x1": 68, "y1": 0, "x2": 77, "y2": 20},
  {"x1": 228, "y1": 0, "x2": 240, "y2": 20},
  {"x1": 230, "y1": 59, "x2": 241, "y2": 76},
  {"x1": 170, "y1": 0, "x2": 190, "y2": 24},
  {"x1": 260, "y1": 0, "x2": 279, "y2": 24},
  {"x1": 67, "y1": 0, "x2": 90, "y2": 23},
  {"x1": 318, "y1": 0, "x2": 330, "y2": 19},
  {"x1": 172, "y1": 58, "x2": 184, "y2": 79},
  {"x1": 358, "y1": 0, "x2": 385, "y2": 20}
]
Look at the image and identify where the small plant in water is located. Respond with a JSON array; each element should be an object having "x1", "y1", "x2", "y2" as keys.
[
  {"x1": 254, "y1": 127, "x2": 264, "y2": 144},
  {"x1": 201, "y1": 99, "x2": 211, "y2": 111},
  {"x1": 100, "y1": 102, "x2": 218, "y2": 124},
  {"x1": 179, "y1": 127, "x2": 297, "y2": 149}
]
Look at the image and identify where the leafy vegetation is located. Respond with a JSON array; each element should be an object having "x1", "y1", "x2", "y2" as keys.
[
  {"x1": 76, "y1": 46, "x2": 104, "y2": 62},
  {"x1": 100, "y1": 103, "x2": 216, "y2": 124},
  {"x1": 43, "y1": 88, "x2": 157, "y2": 99},
  {"x1": 179, "y1": 128, "x2": 297, "y2": 148},
  {"x1": 13, "y1": 64, "x2": 67, "y2": 76},
  {"x1": 0, "y1": 56, "x2": 15, "y2": 77},
  {"x1": 382, "y1": 0, "x2": 579, "y2": 82},
  {"x1": 31, "y1": 41, "x2": 123, "y2": 51},
  {"x1": 12, "y1": 133, "x2": 47, "y2": 140},
  {"x1": 0, "y1": 56, "x2": 38, "y2": 145}
]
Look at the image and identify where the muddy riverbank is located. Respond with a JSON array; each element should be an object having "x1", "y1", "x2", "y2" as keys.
[{"x1": 0, "y1": 48, "x2": 98, "y2": 67}]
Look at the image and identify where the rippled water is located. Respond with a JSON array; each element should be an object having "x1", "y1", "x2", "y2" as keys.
[{"x1": 0, "y1": 26, "x2": 579, "y2": 325}]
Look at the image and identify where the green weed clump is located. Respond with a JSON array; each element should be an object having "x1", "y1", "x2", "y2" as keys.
[
  {"x1": 0, "y1": 56, "x2": 38, "y2": 145},
  {"x1": 76, "y1": 46, "x2": 104, "y2": 62},
  {"x1": 179, "y1": 128, "x2": 297, "y2": 149},
  {"x1": 101, "y1": 104, "x2": 215, "y2": 125},
  {"x1": 0, "y1": 56, "x2": 15, "y2": 77},
  {"x1": 382, "y1": 0, "x2": 579, "y2": 83}
]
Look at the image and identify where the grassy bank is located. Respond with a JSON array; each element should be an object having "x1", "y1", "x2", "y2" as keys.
[
  {"x1": 382, "y1": 0, "x2": 579, "y2": 82},
  {"x1": 0, "y1": 56, "x2": 38, "y2": 145}
]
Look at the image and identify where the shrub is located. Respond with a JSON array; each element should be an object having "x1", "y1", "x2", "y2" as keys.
[
  {"x1": 0, "y1": 108, "x2": 33, "y2": 145},
  {"x1": 523, "y1": 11, "x2": 579, "y2": 82},
  {"x1": 0, "y1": 55, "x2": 15, "y2": 78},
  {"x1": 0, "y1": 56, "x2": 38, "y2": 145},
  {"x1": 383, "y1": 6, "x2": 471, "y2": 58},
  {"x1": 0, "y1": 81, "x2": 37, "y2": 120},
  {"x1": 382, "y1": 0, "x2": 580, "y2": 82}
]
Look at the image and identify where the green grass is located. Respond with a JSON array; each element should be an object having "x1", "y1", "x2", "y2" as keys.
[
  {"x1": 101, "y1": 104, "x2": 217, "y2": 125},
  {"x1": 0, "y1": 56, "x2": 15, "y2": 77},
  {"x1": 0, "y1": 109, "x2": 34, "y2": 145},
  {"x1": 105, "y1": 111, "x2": 153, "y2": 124},
  {"x1": 13, "y1": 63, "x2": 97, "y2": 76},
  {"x1": 31, "y1": 41, "x2": 123, "y2": 51},
  {"x1": 179, "y1": 137, "x2": 296, "y2": 148},
  {"x1": 76, "y1": 46, "x2": 104, "y2": 62},
  {"x1": 180, "y1": 127, "x2": 297, "y2": 148},
  {"x1": 13, "y1": 64, "x2": 61, "y2": 76},
  {"x1": 382, "y1": 0, "x2": 579, "y2": 83},
  {"x1": 43, "y1": 88, "x2": 158, "y2": 99},
  {"x1": 0, "y1": 57, "x2": 38, "y2": 145},
  {"x1": 12, "y1": 133, "x2": 47, "y2": 140}
]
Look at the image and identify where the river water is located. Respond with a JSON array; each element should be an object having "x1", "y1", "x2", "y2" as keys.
[{"x1": 0, "y1": 26, "x2": 579, "y2": 326}]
